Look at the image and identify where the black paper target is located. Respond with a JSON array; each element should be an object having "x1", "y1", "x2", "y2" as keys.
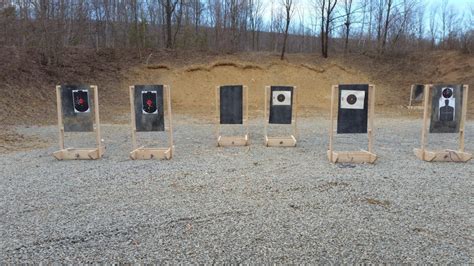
[
  {"x1": 134, "y1": 85, "x2": 164, "y2": 132},
  {"x1": 412, "y1": 85, "x2": 424, "y2": 102},
  {"x1": 430, "y1": 85, "x2": 463, "y2": 133},
  {"x1": 220, "y1": 85, "x2": 243, "y2": 124},
  {"x1": 337, "y1": 84, "x2": 369, "y2": 134},
  {"x1": 72, "y1": 90, "x2": 90, "y2": 113},
  {"x1": 142, "y1": 91, "x2": 158, "y2": 114},
  {"x1": 60, "y1": 85, "x2": 94, "y2": 132}
]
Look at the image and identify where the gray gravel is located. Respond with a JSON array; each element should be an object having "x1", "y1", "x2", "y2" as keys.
[{"x1": 1, "y1": 116, "x2": 473, "y2": 263}]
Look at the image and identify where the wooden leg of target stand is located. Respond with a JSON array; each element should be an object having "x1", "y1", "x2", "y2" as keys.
[
  {"x1": 56, "y1": 85, "x2": 65, "y2": 150},
  {"x1": 414, "y1": 84, "x2": 431, "y2": 161},
  {"x1": 459, "y1": 85, "x2": 468, "y2": 152},
  {"x1": 166, "y1": 85, "x2": 174, "y2": 157},
  {"x1": 215, "y1": 86, "x2": 221, "y2": 147},
  {"x1": 264, "y1": 86, "x2": 269, "y2": 146},
  {"x1": 328, "y1": 85, "x2": 337, "y2": 162}
]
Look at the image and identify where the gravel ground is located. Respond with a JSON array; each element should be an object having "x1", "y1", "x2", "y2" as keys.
[{"x1": 1, "y1": 116, "x2": 473, "y2": 263}]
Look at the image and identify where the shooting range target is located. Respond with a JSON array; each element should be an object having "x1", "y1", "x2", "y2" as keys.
[
  {"x1": 142, "y1": 90, "x2": 158, "y2": 114},
  {"x1": 134, "y1": 85, "x2": 164, "y2": 132},
  {"x1": 269, "y1": 86, "x2": 293, "y2": 124},
  {"x1": 272, "y1": 90, "x2": 291, "y2": 105},
  {"x1": 220, "y1": 85, "x2": 243, "y2": 124},
  {"x1": 429, "y1": 84, "x2": 463, "y2": 133},
  {"x1": 340, "y1": 90, "x2": 365, "y2": 109},
  {"x1": 72, "y1": 90, "x2": 90, "y2": 113},
  {"x1": 412, "y1": 84, "x2": 424, "y2": 102},
  {"x1": 60, "y1": 85, "x2": 94, "y2": 132},
  {"x1": 337, "y1": 84, "x2": 369, "y2": 134}
]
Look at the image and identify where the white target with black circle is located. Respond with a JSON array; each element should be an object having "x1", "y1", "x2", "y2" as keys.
[
  {"x1": 272, "y1": 91, "x2": 292, "y2": 106},
  {"x1": 340, "y1": 90, "x2": 365, "y2": 109}
]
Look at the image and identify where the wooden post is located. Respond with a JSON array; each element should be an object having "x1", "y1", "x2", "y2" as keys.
[
  {"x1": 244, "y1": 85, "x2": 249, "y2": 137},
  {"x1": 215, "y1": 86, "x2": 220, "y2": 145},
  {"x1": 56, "y1": 85, "x2": 65, "y2": 150},
  {"x1": 293, "y1": 86, "x2": 298, "y2": 138},
  {"x1": 420, "y1": 84, "x2": 431, "y2": 160},
  {"x1": 129, "y1": 86, "x2": 137, "y2": 150},
  {"x1": 409, "y1": 84, "x2": 414, "y2": 107},
  {"x1": 368, "y1": 84, "x2": 375, "y2": 153},
  {"x1": 166, "y1": 85, "x2": 174, "y2": 154},
  {"x1": 264, "y1": 86, "x2": 269, "y2": 142},
  {"x1": 92, "y1": 85, "x2": 101, "y2": 151},
  {"x1": 459, "y1": 85, "x2": 469, "y2": 152},
  {"x1": 328, "y1": 85, "x2": 337, "y2": 162}
]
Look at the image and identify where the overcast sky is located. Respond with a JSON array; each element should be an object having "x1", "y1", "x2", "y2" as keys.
[{"x1": 258, "y1": 0, "x2": 472, "y2": 35}]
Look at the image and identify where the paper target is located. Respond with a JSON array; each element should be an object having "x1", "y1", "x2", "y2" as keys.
[
  {"x1": 272, "y1": 91, "x2": 292, "y2": 106},
  {"x1": 430, "y1": 85, "x2": 463, "y2": 133},
  {"x1": 412, "y1": 85, "x2": 424, "y2": 102},
  {"x1": 340, "y1": 90, "x2": 365, "y2": 109},
  {"x1": 60, "y1": 85, "x2": 94, "y2": 132},
  {"x1": 220, "y1": 85, "x2": 243, "y2": 124},
  {"x1": 134, "y1": 85, "x2": 164, "y2": 132},
  {"x1": 142, "y1": 91, "x2": 158, "y2": 114},
  {"x1": 269, "y1": 86, "x2": 293, "y2": 124},
  {"x1": 337, "y1": 84, "x2": 369, "y2": 134},
  {"x1": 72, "y1": 90, "x2": 90, "y2": 113}
]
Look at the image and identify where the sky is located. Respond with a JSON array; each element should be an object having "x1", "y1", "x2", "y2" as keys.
[{"x1": 259, "y1": 0, "x2": 473, "y2": 35}]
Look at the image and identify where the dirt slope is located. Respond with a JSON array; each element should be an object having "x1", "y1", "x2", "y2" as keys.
[{"x1": 1, "y1": 48, "x2": 473, "y2": 126}]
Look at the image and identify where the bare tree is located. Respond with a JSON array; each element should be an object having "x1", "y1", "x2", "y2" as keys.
[
  {"x1": 343, "y1": 0, "x2": 353, "y2": 53},
  {"x1": 280, "y1": 0, "x2": 294, "y2": 60},
  {"x1": 161, "y1": 0, "x2": 179, "y2": 48},
  {"x1": 428, "y1": 3, "x2": 438, "y2": 48},
  {"x1": 380, "y1": 0, "x2": 394, "y2": 54},
  {"x1": 316, "y1": 0, "x2": 338, "y2": 58},
  {"x1": 248, "y1": 0, "x2": 264, "y2": 50}
]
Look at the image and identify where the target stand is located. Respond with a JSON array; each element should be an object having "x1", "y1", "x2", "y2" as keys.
[
  {"x1": 264, "y1": 86, "x2": 297, "y2": 147},
  {"x1": 328, "y1": 84, "x2": 377, "y2": 164},
  {"x1": 53, "y1": 85, "x2": 104, "y2": 160},
  {"x1": 414, "y1": 84, "x2": 471, "y2": 162},
  {"x1": 215, "y1": 85, "x2": 249, "y2": 147},
  {"x1": 407, "y1": 84, "x2": 425, "y2": 110},
  {"x1": 129, "y1": 85, "x2": 174, "y2": 160}
]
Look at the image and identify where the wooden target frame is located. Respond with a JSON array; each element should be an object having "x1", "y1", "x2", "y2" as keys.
[
  {"x1": 53, "y1": 85, "x2": 104, "y2": 160},
  {"x1": 328, "y1": 84, "x2": 377, "y2": 164},
  {"x1": 129, "y1": 85, "x2": 174, "y2": 160},
  {"x1": 264, "y1": 86, "x2": 298, "y2": 147},
  {"x1": 414, "y1": 84, "x2": 471, "y2": 162},
  {"x1": 408, "y1": 84, "x2": 425, "y2": 110},
  {"x1": 215, "y1": 85, "x2": 249, "y2": 147}
]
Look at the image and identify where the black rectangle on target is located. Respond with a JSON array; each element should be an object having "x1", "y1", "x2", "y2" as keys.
[
  {"x1": 60, "y1": 85, "x2": 94, "y2": 132},
  {"x1": 337, "y1": 84, "x2": 369, "y2": 134},
  {"x1": 220, "y1": 85, "x2": 243, "y2": 124},
  {"x1": 429, "y1": 84, "x2": 463, "y2": 133},
  {"x1": 269, "y1": 86, "x2": 293, "y2": 124},
  {"x1": 134, "y1": 85, "x2": 165, "y2": 132},
  {"x1": 411, "y1": 84, "x2": 424, "y2": 103}
]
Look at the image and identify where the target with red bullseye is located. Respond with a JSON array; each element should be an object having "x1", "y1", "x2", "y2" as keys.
[
  {"x1": 72, "y1": 90, "x2": 90, "y2": 113},
  {"x1": 142, "y1": 91, "x2": 158, "y2": 114}
]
